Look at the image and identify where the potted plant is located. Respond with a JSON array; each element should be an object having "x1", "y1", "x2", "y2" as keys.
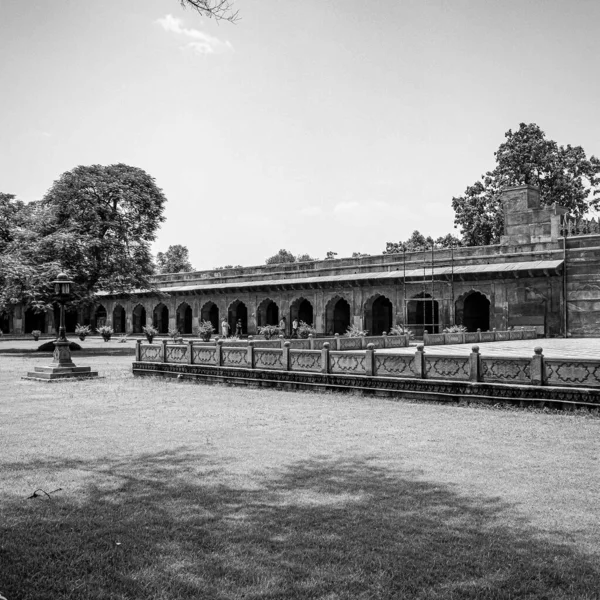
[
  {"x1": 97, "y1": 325, "x2": 114, "y2": 342},
  {"x1": 31, "y1": 329, "x2": 42, "y2": 342},
  {"x1": 298, "y1": 321, "x2": 316, "y2": 339},
  {"x1": 168, "y1": 326, "x2": 184, "y2": 343},
  {"x1": 75, "y1": 323, "x2": 92, "y2": 341},
  {"x1": 344, "y1": 324, "x2": 368, "y2": 337},
  {"x1": 389, "y1": 324, "x2": 414, "y2": 339},
  {"x1": 258, "y1": 324, "x2": 280, "y2": 340},
  {"x1": 195, "y1": 320, "x2": 215, "y2": 342},
  {"x1": 142, "y1": 324, "x2": 158, "y2": 343}
]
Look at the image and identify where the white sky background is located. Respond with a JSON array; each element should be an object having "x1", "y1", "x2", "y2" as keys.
[{"x1": 1, "y1": 0, "x2": 599, "y2": 269}]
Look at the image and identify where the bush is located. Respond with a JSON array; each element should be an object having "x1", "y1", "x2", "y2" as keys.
[
  {"x1": 37, "y1": 341, "x2": 81, "y2": 352},
  {"x1": 258, "y1": 325, "x2": 281, "y2": 340},
  {"x1": 344, "y1": 324, "x2": 368, "y2": 337},
  {"x1": 75, "y1": 324, "x2": 92, "y2": 338},
  {"x1": 389, "y1": 324, "x2": 414, "y2": 339},
  {"x1": 142, "y1": 325, "x2": 159, "y2": 337},
  {"x1": 195, "y1": 320, "x2": 215, "y2": 342},
  {"x1": 443, "y1": 324, "x2": 468, "y2": 334},
  {"x1": 297, "y1": 321, "x2": 316, "y2": 339}
]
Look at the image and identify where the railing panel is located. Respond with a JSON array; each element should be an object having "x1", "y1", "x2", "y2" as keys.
[
  {"x1": 425, "y1": 356, "x2": 470, "y2": 380},
  {"x1": 374, "y1": 354, "x2": 414, "y2": 378},
  {"x1": 495, "y1": 331, "x2": 511, "y2": 341},
  {"x1": 222, "y1": 347, "x2": 249, "y2": 367},
  {"x1": 385, "y1": 335, "x2": 409, "y2": 348},
  {"x1": 481, "y1": 357, "x2": 530, "y2": 384},
  {"x1": 253, "y1": 340, "x2": 282, "y2": 349},
  {"x1": 523, "y1": 329, "x2": 537, "y2": 340},
  {"x1": 444, "y1": 333, "x2": 465, "y2": 345},
  {"x1": 509, "y1": 330, "x2": 523, "y2": 340},
  {"x1": 255, "y1": 348, "x2": 285, "y2": 370},
  {"x1": 193, "y1": 346, "x2": 217, "y2": 364},
  {"x1": 288, "y1": 339, "x2": 311, "y2": 350},
  {"x1": 312, "y1": 337, "x2": 336, "y2": 350},
  {"x1": 464, "y1": 332, "x2": 479, "y2": 344},
  {"x1": 165, "y1": 344, "x2": 188, "y2": 363},
  {"x1": 329, "y1": 351, "x2": 366, "y2": 375},
  {"x1": 424, "y1": 333, "x2": 445, "y2": 345},
  {"x1": 479, "y1": 331, "x2": 495, "y2": 342},
  {"x1": 545, "y1": 359, "x2": 600, "y2": 388},
  {"x1": 363, "y1": 336, "x2": 385, "y2": 349},
  {"x1": 339, "y1": 337, "x2": 363, "y2": 350},
  {"x1": 289, "y1": 350, "x2": 322, "y2": 372},
  {"x1": 139, "y1": 344, "x2": 163, "y2": 362}
]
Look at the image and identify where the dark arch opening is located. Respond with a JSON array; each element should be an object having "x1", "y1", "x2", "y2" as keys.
[
  {"x1": 113, "y1": 305, "x2": 126, "y2": 334},
  {"x1": 228, "y1": 301, "x2": 248, "y2": 336},
  {"x1": 365, "y1": 296, "x2": 393, "y2": 336},
  {"x1": 201, "y1": 302, "x2": 219, "y2": 334},
  {"x1": 132, "y1": 305, "x2": 146, "y2": 334},
  {"x1": 0, "y1": 311, "x2": 10, "y2": 334},
  {"x1": 257, "y1": 299, "x2": 279, "y2": 328},
  {"x1": 176, "y1": 302, "x2": 193, "y2": 334},
  {"x1": 291, "y1": 298, "x2": 314, "y2": 326},
  {"x1": 93, "y1": 306, "x2": 107, "y2": 331},
  {"x1": 326, "y1": 297, "x2": 351, "y2": 335},
  {"x1": 24, "y1": 308, "x2": 46, "y2": 334},
  {"x1": 153, "y1": 303, "x2": 169, "y2": 334},
  {"x1": 462, "y1": 292, "x2": 490, "y2": 332},
  {"x1": 407, "y1": 293, "x2": 439, "y2": 336}
]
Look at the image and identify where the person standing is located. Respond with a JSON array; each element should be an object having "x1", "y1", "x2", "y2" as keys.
[
  {"x1": 235, "y1": 319, "x2": 243, "y2": 337},
  {"x1": 292, "y1": 318, "x2": 299, "y2": 338},
  {"x1": 221, "y1": 318, "x2": 230, "y2": 338},
  {"x1": 279, "y1": 317, "x2": 286, "y2": 337}
]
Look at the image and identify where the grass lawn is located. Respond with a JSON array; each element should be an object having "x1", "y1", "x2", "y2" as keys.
[{"x1": 1, "y1": 353, "x2": 599, "y2": 599}]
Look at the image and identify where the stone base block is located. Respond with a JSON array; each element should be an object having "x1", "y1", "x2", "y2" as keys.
[{"x1": 23, "y1": 365, "x2": 99, "y2": 382}]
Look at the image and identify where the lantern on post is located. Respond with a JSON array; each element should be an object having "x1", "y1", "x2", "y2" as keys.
[{"x1": 51, "y1": 273, "x2": 74, "y2": 342}]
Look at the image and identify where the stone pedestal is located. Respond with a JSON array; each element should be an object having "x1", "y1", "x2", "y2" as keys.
[{"x1": 23, "y1": 340, "x2": 99, "y2": 382}]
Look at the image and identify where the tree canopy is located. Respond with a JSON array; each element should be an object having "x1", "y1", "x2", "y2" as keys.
[
  {"x1": 384, "y1": 231, "x2": 462, "y2": 254},
  {"x1": 0, "y1": 164, "x2": 167, "y2": 313},
  {"x1": 178, "y1": 0, "x2": 238, "y2": 22},
  {"x1": 452, "y1": 123, "x2": 600, "y2": 246},
  {"x1": 265, "y1": 250, "x2": 316, "y2": 265},
  {"x1": 156, "y1": 245, "x2": 193, "y2": 274}
]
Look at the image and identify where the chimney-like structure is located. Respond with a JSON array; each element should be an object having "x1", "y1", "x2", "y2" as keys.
[{"x1": 500, "y1": 184, "x2": 568, "y2": 244}]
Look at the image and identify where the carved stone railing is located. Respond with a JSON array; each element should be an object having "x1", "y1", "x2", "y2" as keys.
[
  {"x1": 136, "y1": 341, "x2": 598, "y2": 388},
  {"x1": 423, "y1": 328, "x2": 537, "y2": 346},
  {"x1": 560, "y1": 214, "x2": 600, "y2": 237}
]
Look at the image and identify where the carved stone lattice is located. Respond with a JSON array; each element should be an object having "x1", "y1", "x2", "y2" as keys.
[
  {"x1": 375, "y1": 355, "x2": 413, "y2": 377},
  {"x1": 290, "y1": 352, "x2": 321, "y2": 372},
  {"x1": 426, "y1": 358, "x2": 469, "y2": 380},
  {"x1": 255, "y1": 350, "x2": 284, "y2": 370},
  {"x1": 140, "y1": 345, "x2": 162, "y2": 362},
  {"x1": 482, "y1": 359, "x2": 530, "y2": 382},
  {"x1": 339, "y1": 338, "x2": 363, "y2": 350},
  {"x1": 166, "y1": 346, "x2": 187, "y2": 363},
  {"x1": 222, "y1": 348, "x2": 249, "y2": 366},
  {"x1": 546, "y1": 361, "x2": 600, "y2": 387},
  {"x1": 330, "y1": 353, "x2": 366, "y2": 374},
  {"x1": 193, "y1": 348, "x2": 217, "y2": 364}
]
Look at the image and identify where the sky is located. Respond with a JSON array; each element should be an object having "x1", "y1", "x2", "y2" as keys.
[{"x1": 1, "y1": 0, "x2": 600, "y2": 270}]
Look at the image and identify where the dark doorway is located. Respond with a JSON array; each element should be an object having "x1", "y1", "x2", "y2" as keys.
[
  {"x1": 93, "y1": 306, "x2": 107, "y2": 330},
  {"x1": 365, "y1": 295, "x2": 393, "y2": 336},
  {"x1": 132, "y1": 305, "x2": 146, "y2": 333},
  {"x1": 407, "y1": 293, "x2": 439, "y2": 336},
  {"x1": 24, "y1": 308, "x2": 46, "y2": 334},
  {"x1": 291, "y1": 298, "x2": 314, "y2": 326},
  {"x1": 326, "y1": 297, "x2": 351, "y2": 335},
  {"x1": 177, "y1": 302, "x2": 193, "y2": 334},
  {"x1": 113, "y1": 305, "x2": 126, "y2": 334},
  {"x1": 257, "y1": 299, "x2": 279, "y2": 327},
  {"x1": 201, "y1": 302, "x2": 219, "y2": 334},
  {"x1": 1, "y1": 312, "x2": 10, "y2": 334},
  {"x1": 228, "y1": 301, "x2": 248, "y2": 335},
  {"x1": 462, "y1": 292, "x2": 490, "y2": 332},
  {"x1": 153, "y1": 303, "x2": 169, "y2": 334}
]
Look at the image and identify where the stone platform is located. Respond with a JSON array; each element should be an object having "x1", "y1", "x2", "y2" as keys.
[{"x1": 23, "y1": 365, "x2": 99, "y2": 382}]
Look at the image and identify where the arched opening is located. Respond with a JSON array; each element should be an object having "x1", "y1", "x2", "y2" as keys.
[
  {"x1": 53, "y1": 305, "x2": 77, "y2": 333},
  {"x1": 113, "y1": 305, "x2": 126, "y2": 334},
  {"x1": 201, "y1": 301, "x2": 219, "y2": 333},
  {"x1": 176, "y1": 302, "x2": 193, "y2": 334},
  {"x1": 364, "y1": 295, "x2": 393, "y2": 336},
  {"x1": 406, "y1": 293, "x2": 439, "y2": 336},
  {"x1": 228, "y1": 300, "x2": 248, "y2": 335},
  {"x1": 1, "y1": 311, "x2": 11, "y2": 334},
  {"x1": 93, "y1": 305, "x2": 107, "y2": 331},
  {"x1": 132, "y1": 304, "x2": 146, "y2": 334},
  {"x1": 290, "y1": 298, "x2": 314, "y2": 326},
  {"x1": 460, "y1": 291, "x2": 490, "y2": 332},
  {"x1": 153, "y1": 303, "x2": 169, "y2": 334},
  {"x1": 257, "y1": 299, "x2": 279, "y2": 328},
  {"x1": 24, "y1": 308, "x2": 46, "y2": 334},
  {"x1": 325, "y1": 296, "x2": 351, "y2": 335}
]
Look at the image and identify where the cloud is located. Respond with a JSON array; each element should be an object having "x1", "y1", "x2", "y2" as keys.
[
  {"x1": 299, "y1": 206, "x2": 323, "y2": 217},
  {"x1": 333, "y1": 201, "x2": 360, "y2": 215},
  {"x1": 156, "y1": 14, "x2": 233, "y2": 54}
]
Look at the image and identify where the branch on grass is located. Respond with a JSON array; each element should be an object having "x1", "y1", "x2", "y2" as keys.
[{"x1": 27, "y1": 488, "x2": 62, "y2": 500}]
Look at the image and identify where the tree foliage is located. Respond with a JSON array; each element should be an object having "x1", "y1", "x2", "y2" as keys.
[
  {"x1": 178, "y1": 0, "x2": 238, "y2": 21},
  {"x1": 384, "y1": 231, "x2": 462, "y2": 254},
  {"x1": 156, "y1": 245, "x2": 193, "y2": 274},
  {"x1": 265, "y1": 250, "x2": 316, "y2": 265},
  {"x1": 452, "y1": 123, "x2": 600, "y2": 246},
  {"x1": 0, "y1": 164, "x2": 167, "y2": 313}
]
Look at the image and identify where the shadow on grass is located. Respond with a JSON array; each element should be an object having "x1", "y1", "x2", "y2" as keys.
[{"x1": 1, "y1": 451, "x2": 599, "y2": 599}]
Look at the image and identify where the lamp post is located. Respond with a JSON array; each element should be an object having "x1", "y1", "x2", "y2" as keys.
[{"x1": 24, "y1": 273, "x2": 99, "y2": 381}]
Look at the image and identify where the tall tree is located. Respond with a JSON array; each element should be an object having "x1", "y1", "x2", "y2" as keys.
[
  {"x1": 452, "y1": 123, "x2": 600, "y2": 245},
  {"x1": 384, "y1": 230, "x2": 461, "y2": 254},
  {"x1": 156, "y1": 245, "x2": 193, "y2": 273}
]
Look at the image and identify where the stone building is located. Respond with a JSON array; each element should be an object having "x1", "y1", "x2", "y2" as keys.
[{"x1": 3, "y1": 185, "x2": 599, "y2": 337}]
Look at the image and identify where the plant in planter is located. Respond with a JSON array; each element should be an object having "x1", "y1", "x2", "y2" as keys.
[
  {"x1": 75, "y1": 323, "x2": 92, "y2": 341},
  {"x1": 442, "y1": 324, "x2": 467, "y2": 334},
  {"x1": 344, "y1": 324, "x2": 368, "y2": 337},
  {"x1": 142, "y1": 325, "x2": 159, "y2": 343},
  {"x1": 195, "y1": 320, "x2": 215, "y2": 342},
  {"x1": 97, "y1": 325, "x2": 114, "y2": 341},
  {"x1": 31, "y1": 329, "x2": 42, "y2": 342},
  {"x1": 389, "y1": 324, "x2": 414, "y2": 339},
  {"x1": 297, "y1": 321, "x2": 316, "y2": 339},
  {"x1": 258, "y1": 324, "x2": 281, "y2": 340},
  {"x1": 168, "y1": 327, "x2": 184, "y2": 343}
]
